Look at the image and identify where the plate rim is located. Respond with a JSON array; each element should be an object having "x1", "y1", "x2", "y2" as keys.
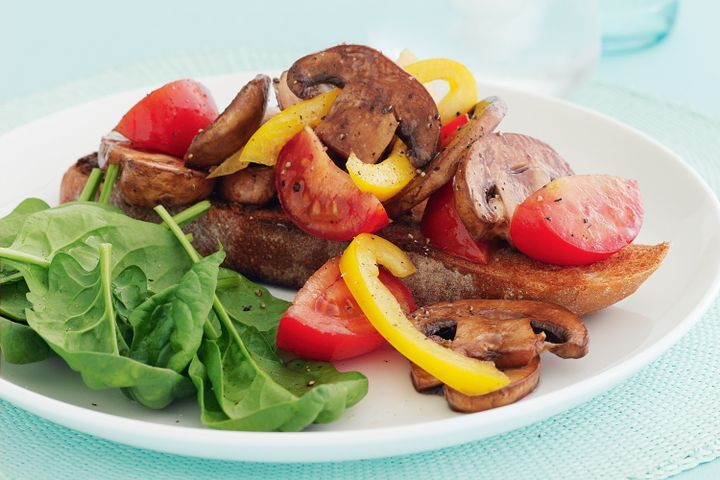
[{"x1": 1, "y1": 73, "x2": 719, "y2": 463}]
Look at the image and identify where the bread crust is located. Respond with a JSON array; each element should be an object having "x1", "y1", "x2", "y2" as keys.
[{"x1": 60, "y1": 157, "x2": 669, "y2": 316}]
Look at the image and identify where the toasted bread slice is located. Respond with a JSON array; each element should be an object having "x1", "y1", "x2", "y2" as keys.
[{"x1": 60, "y1": 156, "x2": 669, "y2": 316}]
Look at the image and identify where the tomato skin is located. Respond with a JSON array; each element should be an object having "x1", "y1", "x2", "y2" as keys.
[
  {"x1": 440, "y1": 113, "x2": 470, "y2": 147},
  {"x1": 115, "y1": 79, "x2": 218, "y2": 158},
  {"x1": 276, "y1": 258, "x2": 416, "y2": 361},
  {"x1": 276, "y1": 127, "x2": 390, "y2": 241},
  {"x1": 421, "y1": 182, "x2": 493, "y2": 263},
  {"x1": 510, "y1": 175, "x2": 644, "y2": 266}
]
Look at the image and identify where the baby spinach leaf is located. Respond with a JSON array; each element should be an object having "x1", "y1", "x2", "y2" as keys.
[
  {"x1": 0, "y1": 276, "x2": 31, "y2": 321},
  {"x1": 189, "y1": 323, "x2": 368, "y2": 431},
  {"x1": 216, "y1": 268, "x2": 290, "y2": 345},
  {"x1": 128, "y1": 250, "x2": 223, "y2": 373},
  {"x1": 3, "y1": 202, "x2": 192, "y2": 294},
  {"x1": 112, "y1": 265, "x2": 149, "y2": 350},
  {"x1": 112, "y1": 265, "x2": 148, "y2": 321},
  {"x1": 26, "y1": 244, "x2": 193, "y2": 409},
  {"x1": 0, "y1": 316, "x2": 54, "y2": 364},
  {"x1": 0, "y1": 198, "x2": 50, "y2": 248}
]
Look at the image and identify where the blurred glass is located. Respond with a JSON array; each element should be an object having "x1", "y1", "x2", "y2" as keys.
[
  {"x1": 600, "y1": 0, "x2": 679, "y2": 54},
  {"x1": 368, "y1": 0, "x2": 600, "y2": 97}
]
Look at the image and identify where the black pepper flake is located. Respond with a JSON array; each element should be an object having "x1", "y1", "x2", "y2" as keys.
[
  {"x1": 554, "y1": 198, "x2": 562, "y2": 203},
  {"x1": 91, "y1": 402, "x2": 98, "y2": 407},
  {"x1": 242, "y1": 305, "x2": 252, "y2": 311},
  {"x1": 280, "y1": 180, "x2": 286, "y2": 188},
  {"x1": 545, "y1": 216, "x2": 552, "y2": 222},
  {"x1": 583, "y1": 218, "x2": 589, "y2": 224},
  {"x1": 292, "y1": 182, "x2": 301, "y2": 192}
]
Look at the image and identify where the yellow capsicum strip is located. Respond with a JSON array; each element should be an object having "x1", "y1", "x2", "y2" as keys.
[
  {"x1": 405, "y1": 59, "x2": 478, "y2": 125},
  {"x1": 208, "y1": 89, "x2": 340, "y2": 178},
  {"x1": 346, "y1": 140, "x2": 416, "y2": 202},
  {"x1": 339, "y1": 234, "x2": 509, "y2": 395}
]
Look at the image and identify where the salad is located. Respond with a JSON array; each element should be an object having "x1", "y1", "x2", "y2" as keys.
[{"x1": 0, "y1": 44, "x2": 666, "y2": 430}]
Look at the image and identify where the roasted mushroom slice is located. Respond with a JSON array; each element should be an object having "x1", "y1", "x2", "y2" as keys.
[
  {"x1": 409, "y1": 299, "x2": 586, "y2": 412},
  {"x1": 184, "y1": 75, "x2": 269, "y2": 170},
  {"x1": 273, "y1": 71, "x2": 333, "y2": 110},
  {"x1": 384, "y1": 97, "x2": 507, "y2": 218},
  {"x1": 444, "y1": 356, "x2": 541, "y2": 413},
  {"x1": 217, "y1": 165, "x2": 276, "y2": 206},
  {"x1": 286, "y1": 44, "x2": 440, "y2": 166},
  {"x1": 410, "y1": 299, "x2": 589, "y2": 361},
  {"x1": 108, "y1": 145, "x2": 214, "y2": 208},
  {"x1": 454, "y1": 132, "x2": 574, "y2": 241}
]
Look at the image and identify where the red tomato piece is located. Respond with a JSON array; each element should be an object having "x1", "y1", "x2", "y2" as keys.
[
  {"x1": 440, "y1": 113, "x2": 470, "y2": 148},
  {"x1": 276, "y1": 257, "x2": 416, "y2": 361},
  {"x1": 510, "y1": 175, "x2": 644, "y2": 266},
  {"x1": 115, "y1": 79, "x2": 218, "y2": 158},
  {"x1": 276, "y1": 127, "x2": 390, "y2": 241},
  {"x1": 421, "y1": 182, "x2": 493, "y2": 264}
]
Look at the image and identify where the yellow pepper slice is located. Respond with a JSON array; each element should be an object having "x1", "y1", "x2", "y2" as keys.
[
  {"x1": 208, "y1": 89, "x2": 340, "y2": 178},
  {"x1": 346, "y1": 140, "x2": 416, "y2": 202},
  {"x1": 339, "y1": 234, "x2": 509, "y2": 396},
  {"x1": 405, "y1": 59, "x2": 478, "y2": 125}
]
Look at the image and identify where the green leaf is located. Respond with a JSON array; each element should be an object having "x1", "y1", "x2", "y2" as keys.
[
  {"x1": 0, "y1": 277, "x2": 31, "y2": 321},
  {"x1": 189, "y1": 322, "x2": 368, "y2": 432},
  {"x1": 27, "y1": 247, "x2": 119, "y2": 355},
  {"x1": 0, "y1": 198, "x2": 50, "y2": 248},
  {"x1": 112, "y1": 265, "x2": 149, "y2": 351},
  {"x1": 4, "y1": 202, "x2": 192, "y2": 294},
  {"x1": 112, "y1": 265, "x2": 148, "y2": 321},
  {"x1": 128, "y1": 250, "x2": 223, "y2": 372},
  {"x1": 216, "y1": 268, "x2": 290, "y2": 345},
  {"x1": 26, "y1": 245, "x2": 193, "y2": 409},
  {"x1": 0, "y1": 316, "x2": 54, "y2": 364}
]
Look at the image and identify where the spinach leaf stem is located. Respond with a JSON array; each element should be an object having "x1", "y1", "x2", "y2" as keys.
[
  {"x1": 98, "y1": 164, "x2": 119, "y2": 204},
  {"x1": 78, "y1": 168, "x2": 103, "y2": 202}
]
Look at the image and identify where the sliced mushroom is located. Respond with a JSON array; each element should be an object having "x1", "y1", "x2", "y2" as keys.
[
  {"x1": 444, "y1": 356, "x2": 541, "y2": 413},
  {"x1": 273, "y1": 71, "x2": 333, "y2": 110},
  {"x1": 408, "y1": 299, "x2": 585, "y2": 412},
  {"x1": 412, "y1": 308, "x2": 542, "y2": 369},
  {"x1": 286, "y1": 44, "x2": 440, "y2": 166},
  {"x1": 184, "y1": 75, "x2": 269, "y2": 170},
  {"x1": 217, "y1": 165, "x2": 276, "y2": 206},
  {"x1": 454, "y1": 132, "x2": 574, "y2": 241},
  {"x1": 108, "y1": 145, "x2": 214, "y2": 208},
  {"x1": 384, "y1": 97, "x2": 507, "y2": 218},
  {"x1": 410, "y1": 299, "x2": 589, "y2": 361}
]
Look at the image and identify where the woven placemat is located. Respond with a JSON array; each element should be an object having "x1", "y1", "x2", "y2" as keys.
[{"x1": 1, "y1": 51, "x2": 719, "y2": 480}]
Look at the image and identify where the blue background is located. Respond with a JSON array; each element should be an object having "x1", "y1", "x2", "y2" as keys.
[{"x1": 2, "y1": 0, "x2": 719, "y2": 478}]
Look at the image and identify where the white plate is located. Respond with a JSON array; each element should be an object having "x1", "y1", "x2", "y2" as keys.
[{"x1": 1, "y1": 73, "x2": 719, "y2": 463}]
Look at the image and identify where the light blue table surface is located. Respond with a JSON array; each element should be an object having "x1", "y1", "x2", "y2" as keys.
[{"x1": 2, "y1": 1, "x2": 719, "y2": 478}]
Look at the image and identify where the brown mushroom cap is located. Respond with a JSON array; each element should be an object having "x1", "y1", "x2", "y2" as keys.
[
  {"x1": 444, "y1": 356, "x2": 541, "y2": 413},
  {"x1": 184, "y1": 75, "x2": 270, "y2": 170},
  {"x1": 384, "y1": 97, "x2": 507, "y2": 218},
  {"x1": 108, "y1": 144, "x2": 214, "y2": 208},
  {"x1": 453, "y1": 132, "x2": 574, "y2": 241},
  {"x1": 273, "y1": 71, "x2": 333, "y2": 110},
  {"x1": 410, "y1": 299, "x2": 589, "y2": 361},
  {"x1": 217, "y1": 165, "x2": 276, "y2": 206},
  {"x1": 286, "y1": 44, "x2": 440, "y2": 167}
]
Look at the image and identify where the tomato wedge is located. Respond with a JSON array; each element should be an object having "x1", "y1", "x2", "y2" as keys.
[
  {"x1": 115, "y1": 79, "x2": 218, "y2": 158},
  {"x1": 422, "y1": 182, "x2": 493, "y2": 263},
  {"x1": 440, "y1": 113, "x2": 470, "y2": 148},
  {"x1": 510, "y1": 175, "x2": 644, "y2": 266},
  {"x1": 276, "y1": 257, "x2": 416, "y2": 361},
  {"x1": 276, "y1": 127, "x2": 390, "y2": 241}
]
